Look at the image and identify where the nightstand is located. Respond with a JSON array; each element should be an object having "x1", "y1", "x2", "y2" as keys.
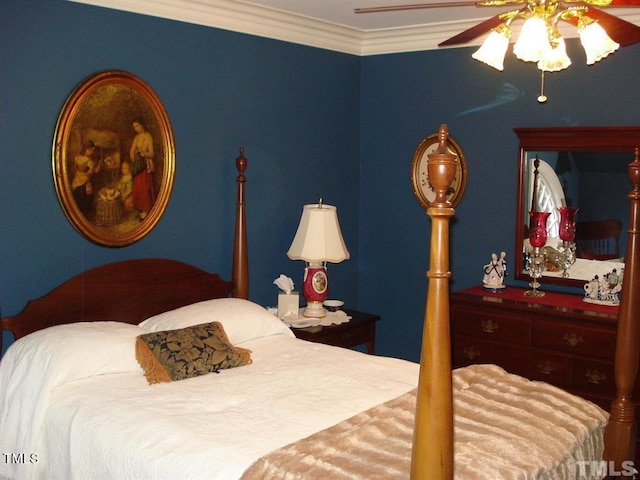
[{"x1": 291, "y1": 309, "x2": 379, "y2": 354}]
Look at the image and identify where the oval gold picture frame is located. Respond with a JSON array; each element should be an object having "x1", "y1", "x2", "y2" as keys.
[
  {"x1": 410, "y1": 131, "x2": 468, "y2": 210},
  {"x1": 53, "y1": 70, "x2": 175, "y2": 247}
]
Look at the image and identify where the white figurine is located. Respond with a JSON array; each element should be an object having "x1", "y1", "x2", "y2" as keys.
[
  {"x1": 583, "y1": 268, "x2": 623, "y2": 306},
  {"x1": 483, "y1": 251, "x2": 507, "y2": 291}
]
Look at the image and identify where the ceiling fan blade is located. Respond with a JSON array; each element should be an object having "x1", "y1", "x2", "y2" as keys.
[
  {"x1": 603, "y1": 0, "x2": 640, "y2": 6},
  {"x1": 589, "y1": 7, "x2": 640, "y2": 45},
  {"x1": 438, "y1": 13, "x2": 506, "y2": 45},
  {"x1": 355, "y1": 0, "x2": 525, "y2": 13},
  {"x1": 355, "y1": 2, "x2": 477, "y2": 14},
  {"x1": 563, "y1": 6, "x2": 640, "y2": 45}
]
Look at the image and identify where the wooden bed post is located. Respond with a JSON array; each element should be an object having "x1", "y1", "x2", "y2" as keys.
[
  {"x1": 411, "y1": 125, "x2": 458, "y2": 479},
  {"x1": 233, "y1": 148, "x2": 249, "y2": 299},
  {"x1": 604, "y1": 148, "x2": 640, "y2": 468}
]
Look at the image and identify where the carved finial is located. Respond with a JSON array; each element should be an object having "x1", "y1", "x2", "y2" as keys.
[
  {"x1": 236, "y1": 147, "x2": 247, "y2": 176},
  {"x1": 629, "y1": 147, "x2": 640, "y2": 196},
  {"x1": 428, "y1": 124, "x2": 456, "y2": 207},
  {"x1": 531, "y1": 155, "x2": 541, "y2": 212},
  {"x1": 437, "y1": 124, "x2": 449, "y2": 154}
]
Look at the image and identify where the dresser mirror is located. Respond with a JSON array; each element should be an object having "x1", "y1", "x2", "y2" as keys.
[{"x1": 514, "y1": 126, "x2": 640, "y2": 289}]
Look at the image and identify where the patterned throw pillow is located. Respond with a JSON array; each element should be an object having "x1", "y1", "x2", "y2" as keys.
[{"x1": 135, "y1": 321, "x2": 252, "y2": 384}]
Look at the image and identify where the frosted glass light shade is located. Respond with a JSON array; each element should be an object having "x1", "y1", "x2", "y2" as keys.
[
  {"x1": 287, "y1": 203, "x2": 350, "y2": 263},
  {"x1": 472, "y1": 27, "x2": 511, "y2": 71},
  {"x1": 514, "y1": 17, "x2": 552, "y2": 62},
  {"x1": 579, "y1": 20, "x2": 619, "y2": 64},
  {"x1": 538, "y1": 37, "x2": 572, "y2": 72}
]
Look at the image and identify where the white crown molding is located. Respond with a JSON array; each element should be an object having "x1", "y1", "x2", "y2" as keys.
[
  {"x1": 67, "y1": 0, "x2": 365, "y2": 54},
  {"x1": 67, "y1": 0, "x2": 640, "y2": 56},
  {"x1": 361, "y1": 21, "x2": 488, "y2": 56}
]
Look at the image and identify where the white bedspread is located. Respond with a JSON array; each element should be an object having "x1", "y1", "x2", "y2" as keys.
[
  {"x1": 0, "y1": 314, "x2": 609, "y2": 480},
  {"x1": 1, "y1": 330, "x2": 418, "y2": 480}
]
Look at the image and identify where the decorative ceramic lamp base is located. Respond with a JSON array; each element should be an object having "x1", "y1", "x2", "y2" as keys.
[
  {"x1": 303, "y1": 301, "x2": 326, "y2": 318},
  {"x1": 301, "y1": 263, "x2": 328, "y2": 318}
]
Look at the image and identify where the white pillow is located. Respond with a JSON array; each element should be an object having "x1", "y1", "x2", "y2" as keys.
[
  {"x1": 139, "y1": 298, "x2": 294, "y2": 345},
  {"x1": 0, "y1": 321, "x2": 147, "y2": 479},
  {"x1": 2, "y1": 322, "x2": 145, "y2": 384}
]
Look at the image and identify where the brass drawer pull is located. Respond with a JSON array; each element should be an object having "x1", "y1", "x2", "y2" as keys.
[
  {"x1": 538, "y1": 361, "x2": 558, "y2": 375},
  {"x1": 586, "y1": 370, "x2": 606, "y2": 385},
  {"x1": 463, "y1": 346, "x2": 480, "y2": 361},
  {"x1": 481, "y1": 318, "x2": 498, "y2": 334},
  {"x1": 563, "y1": 332, "x2": 584, "y2": 348}
]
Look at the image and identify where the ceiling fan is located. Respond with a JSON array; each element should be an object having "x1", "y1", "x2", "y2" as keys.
[
  {"x1": 355, "y1": 0, "x2": 640, "y2": 48},
  {"x1": 356, "y1": 1, "x2": 640, "y2": 102}
]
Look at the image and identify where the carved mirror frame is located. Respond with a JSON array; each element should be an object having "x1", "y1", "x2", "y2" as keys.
[{"x1": 514, "y1": 126, "x2": 640, "y2": 288}]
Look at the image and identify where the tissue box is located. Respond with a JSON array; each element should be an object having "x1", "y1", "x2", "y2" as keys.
[{"x1": 278, "y1": 291, "x2": 299, "y2": 319}]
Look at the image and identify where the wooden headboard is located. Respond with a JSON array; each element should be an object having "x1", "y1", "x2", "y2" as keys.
[{"x1": 0, "y1": 149, "x2": 249, "y2": 352}]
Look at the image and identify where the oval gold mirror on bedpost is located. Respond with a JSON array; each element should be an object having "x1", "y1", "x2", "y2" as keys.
[
  {"x1": 604, "y1": 148, "x2": 640, "y2": 469},
  {"x1": 233, "y1": 148, "x2": 249, "y2": 299},
  {"x1": 411, "y1": 125, "x2": 460, "y2": 479}
]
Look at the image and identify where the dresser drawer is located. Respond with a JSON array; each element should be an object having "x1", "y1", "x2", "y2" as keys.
[
  {"x1": 526, "y1": 349, "x2": 572, "y2": 388},
  {"x1": 532, "y1": 319, "x2": 616, "y2": 359},
  {"x1": 453, "y1": 335, "x2": 532, "y2": 379},
  {"x1": 572, "y1": 358, "x2": 614, "y2": 395},
  {"x1": 452, "y1": 306, "x2": 531, "y2": 345}
]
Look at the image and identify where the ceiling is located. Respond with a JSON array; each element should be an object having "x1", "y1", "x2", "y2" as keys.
[
  {"x1": 70, "y1": 0, "x2": 640, "y2": 55},
  {"x1": 233, "y1": 0, "x2": 495, "y2": 30}
]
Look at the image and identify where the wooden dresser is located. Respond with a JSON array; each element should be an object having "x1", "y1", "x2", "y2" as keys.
[{"x1": 450, "y1": 285, "x2": 623, "y2": 414}]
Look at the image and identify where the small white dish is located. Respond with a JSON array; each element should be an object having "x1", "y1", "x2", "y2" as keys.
[{"x1": 323, "y1": 300, "x2": 344, "y2": 312}]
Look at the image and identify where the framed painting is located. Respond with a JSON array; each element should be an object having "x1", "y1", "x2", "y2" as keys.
[{"x1": 53, "y1": 70, "x2": 175, "y2": 247}]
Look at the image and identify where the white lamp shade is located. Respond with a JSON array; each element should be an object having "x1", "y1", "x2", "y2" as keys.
[
  {"x1": 287, "y1": 204, "x2": 350, "y2": 263},
  {"x1": 514, "y1": 16, "x2": 552, "y2": 63},
  {"x1": 538, "y1": 37, "x2": 572, "y2": 72},
  {"x1": 472, "y1": 27, "x2": 510, "y2": 71},
  {"x1": 579, "y1": 20, "x2": 619, "y2": 64}
]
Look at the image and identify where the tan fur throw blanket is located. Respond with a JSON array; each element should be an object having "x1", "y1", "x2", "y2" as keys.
[
  {"x1": 241, "y1": 365, "x2": 608, "y2": 480},
  {"x1": 242, "y1": 387, "x2": 416, "y2": 479}
]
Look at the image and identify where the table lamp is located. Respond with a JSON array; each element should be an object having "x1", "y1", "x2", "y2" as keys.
[{"x1": 287, "y1": 200, "x2": 350, "y2": 318}]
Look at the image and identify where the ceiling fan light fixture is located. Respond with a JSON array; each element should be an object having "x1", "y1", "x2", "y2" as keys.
[
  {"x1": 472, "y1": 24, "x2": 511, "y2": 71},
  {"x1": 578, "y1": 18, "x2": 620, "y2": 64},
  {"x1": 513, "y1": 16, "x2": 552, "y2": 63},
  {"x1": 538, "y1": 36, "x2": 572, "y2": 72}
]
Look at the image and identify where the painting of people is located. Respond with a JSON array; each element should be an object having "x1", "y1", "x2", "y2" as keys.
[{"x1": 53, "y1": 71, "x2": 175, "y2": 247}]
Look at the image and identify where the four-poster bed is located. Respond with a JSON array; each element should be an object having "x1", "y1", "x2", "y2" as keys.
[
  {"x1": 0, "y1": 137, "x2": 638, "y2": 479},
  {"x1": 413, "y1": 130, "x2": 640, "y2": 477}
]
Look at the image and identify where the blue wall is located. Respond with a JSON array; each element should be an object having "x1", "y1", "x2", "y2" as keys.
[
  {"x1": 360, "y1": 43, "x2": 640, "y2": 360},
  {"x1": 0, "y1": 0, "x2": 361, "y2": 353},
  {"x1": 2, "y1": 0, "x2": 639, "y2": 361}
]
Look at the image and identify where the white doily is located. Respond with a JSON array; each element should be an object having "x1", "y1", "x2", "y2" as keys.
[{"x1": 284, "y1": 310, "x2": 351, "y2": 328}]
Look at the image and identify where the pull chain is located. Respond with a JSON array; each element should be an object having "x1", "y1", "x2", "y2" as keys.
[{"x1": 537, "y1": 71, "x2": 548, "y2": 103}]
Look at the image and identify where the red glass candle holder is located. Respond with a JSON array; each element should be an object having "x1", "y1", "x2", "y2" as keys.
[
  {"x1": 529, "y1": 211, "x2": 551, "y2": 248},
  {"x1": 558, "y1": 207, "x2": 578, "y2": 242}
]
